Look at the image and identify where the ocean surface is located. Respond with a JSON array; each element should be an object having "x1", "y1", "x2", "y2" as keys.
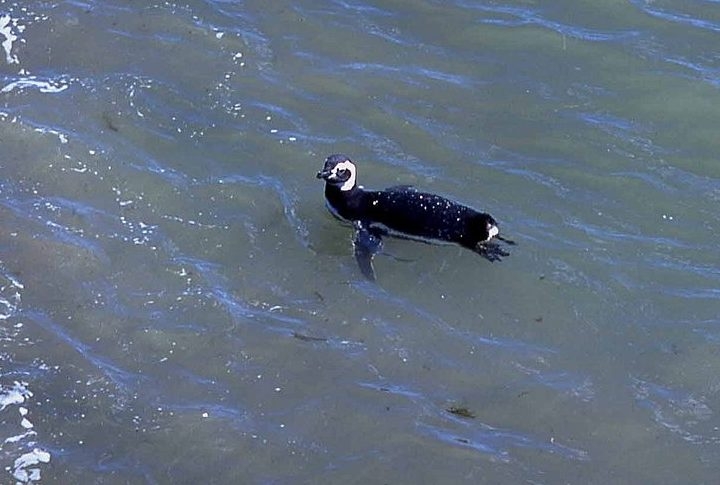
[{"x1": 1, "y1": 0, "x2": 719, "y2": 483}]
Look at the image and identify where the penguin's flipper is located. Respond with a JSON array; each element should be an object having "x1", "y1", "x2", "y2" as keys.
[{"x1": 353, "y1": 222, "x2": 383, "y2": 281}]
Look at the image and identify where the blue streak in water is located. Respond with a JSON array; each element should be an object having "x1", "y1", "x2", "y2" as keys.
[
  {"x1": 629, "y1": 0, "x2": 720, "y2": 32},
  {"x1": 565, "y1": 218, "x2": 690, "y2": 249},
  {"x1": 469, "y1": 3, "x2": 638, "y2": 42},
  {"x1": 171, "y1": 255, "x2": 307, "y2": 330},
  {"x1": 24, "y1": 309, "x2": 145, "y2": 391},
  {"x1": 420, "y1": 422, "x2": 509, "y2": 459},
  {"x1": 662, "y1": 55, "x2": 720, "y2": 87},
  {"x1": 419, "y1": 420, "x2": 589, "y2": 461},
  {"x1": 353, "y1": 279, "x2": 555, "y2": 358},
  {"x1": 291, "y1": 364, "x2": 591, "y2": 462},
  {"x1": 331, "y1": 0, "x2": 393, "y2": 15},
  {"x1": 157, "y1": 402, "x2": 251, "y2": 431},
  {"x1": 357, "y1": 381, "x2": 423, "y2": 400},
  {"x1": 339, "y1": 62, "x2": 473, "y2": 88},
  {"x1": 214, "y1": 174, "x2": 310, "y2": 248},
  {"x1": 0, "y1": 197, "x2": 111, "y2": 265}
]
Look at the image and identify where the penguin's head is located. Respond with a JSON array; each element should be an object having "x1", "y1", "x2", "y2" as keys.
[{"x1": 316, "y1": 154, "x2": 357, "y2": 191}]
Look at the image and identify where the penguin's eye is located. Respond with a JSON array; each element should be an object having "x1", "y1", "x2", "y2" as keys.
[{"x1": 337, "y1": 169, "x2": 349, "y2": 177}]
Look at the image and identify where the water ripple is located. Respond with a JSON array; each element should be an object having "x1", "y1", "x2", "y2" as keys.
[
  {"x1": 631, "y1": 377, "x2": 720, "y2": 445},
  {"x1": 629, "y1": 0, "x2": 720, "y2": 32},
  {"x1": 25, "y1": 310, "x2": 146, "y2": 391},
  {"x1": 168, "y1": 254, "x2": 309, "y2": 333},
  {"x1": 360, "y1": 378, "x2": 588, "y2": 461},
  {"x1": 340, "y1": 62, "x2": 474, "y2": 88},
  {"x1": 215, "y1": 174, "x2": 310, "y2": 248},
  {"x1": 351, "y1": 126, "x2": 442, "y2": 178},
  {"x1": 662, "y1": 54, "x2": 720, "y2": 87},
  {"x1": 420, "y1": 421, "x2": 588, "y2": 462},
  {"x1": 469, "y1": 3, "x2": 639, "y2": 42},
  {"x1": 353, "y1": 279, "x2": 556, "y2": 359},
  {"x1": 0, "y1": 268, "x2": 23, "y2": 322}
]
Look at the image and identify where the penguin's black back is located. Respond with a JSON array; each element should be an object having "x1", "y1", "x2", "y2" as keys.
[
  {"x1": 324, "y1": 183, "x2": 495, "y2": 249},
  {"x1": 364, "y1": 188, "x2": 495, "y2": 248}
]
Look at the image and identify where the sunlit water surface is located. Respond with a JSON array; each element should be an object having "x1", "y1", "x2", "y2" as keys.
[{"x1": 1, "y1": 0, "x2": 720, "y2": 483}]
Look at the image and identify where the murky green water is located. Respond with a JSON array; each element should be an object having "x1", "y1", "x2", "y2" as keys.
[{"x1": 1, "y1": 0, "x2": 719, "y2": 483}]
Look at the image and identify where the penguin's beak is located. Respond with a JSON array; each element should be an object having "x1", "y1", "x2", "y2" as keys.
[{"x1": 317, "y1": 169, "x2": 332, "y2": 180}]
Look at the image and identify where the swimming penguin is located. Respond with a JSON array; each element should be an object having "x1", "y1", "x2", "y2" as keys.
[{"x1": 316, "y1": 154, "x2": 514, "y2": 280}]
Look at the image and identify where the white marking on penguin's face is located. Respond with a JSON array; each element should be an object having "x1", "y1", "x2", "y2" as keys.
[
  {"x1": 317, "y1": 156, "x2": 358, "y2": 190},
  {"x1": 330, "y1": 160, "x2": 356, "y2": 191}
]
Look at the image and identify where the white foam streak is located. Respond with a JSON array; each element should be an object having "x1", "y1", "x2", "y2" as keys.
[
  {"x1": 0, "y1": 381, "x2": 31, "y2": 412},
  {"x1": 12, "y1": 449, "x2": 51, "y2": 483},
  {"x1": 1, "y1": 78, "x2": 70, "y2": 93},
  {"x1": 0, "y1": 14, "x2": 22, "y2": 65}
]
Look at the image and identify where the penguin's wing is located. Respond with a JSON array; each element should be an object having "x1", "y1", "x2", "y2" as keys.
[{"x1": 352, "y1": 221, "x2": 383, "y2": 281}]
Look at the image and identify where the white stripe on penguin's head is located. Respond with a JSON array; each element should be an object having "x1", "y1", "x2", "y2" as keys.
[{"x1": 332, "y1": 160, "x2": 357, "y2": 191}]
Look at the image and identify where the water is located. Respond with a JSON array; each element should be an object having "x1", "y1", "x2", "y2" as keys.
[{"x1": 1, "y1": 0, "x2": 719, "y2": 483}]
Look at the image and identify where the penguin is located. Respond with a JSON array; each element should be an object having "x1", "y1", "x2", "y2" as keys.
[{"x1": 316, "y1": 154, "x2": 514, "y2": 280}]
